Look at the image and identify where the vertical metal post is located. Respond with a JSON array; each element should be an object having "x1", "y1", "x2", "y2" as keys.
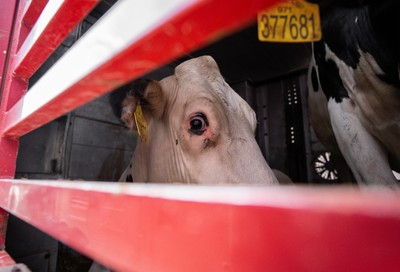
[
  {"x1": 0, "y1": 0, "x2": 29, "y2": 179},
  {"x1": 0, "y1": 0, "x2": 26, "y2": 260},
  {"x1": 0, "y1": 0, "x2": 15, "y2": 251}
]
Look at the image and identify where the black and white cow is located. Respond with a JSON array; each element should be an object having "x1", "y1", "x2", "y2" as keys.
[{"x1": 308, "y1": 0, "x2": 400, "y2": 187}]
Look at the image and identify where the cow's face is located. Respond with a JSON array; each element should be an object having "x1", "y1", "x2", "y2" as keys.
[{"x1": 121, "y1": 56, "x2": 277, "y2": 184}]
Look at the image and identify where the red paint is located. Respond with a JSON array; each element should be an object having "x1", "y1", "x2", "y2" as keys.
[
  {"x1": 2, "y1": 0, "x2": 277, "y2": 138},
  {"x1": 22, "y1": 0, "x2": 49, "y2": 29},
  {"x1": 0, "y1": 250, "x2": 15, "y2": 267},
  {"x1": 0, "y1": 138, "x2": 19, "y2": 179},
  {"x1": 0, "y1": 0, "x2": 29, "y2": 114},
  {"x1": 0, "y1": 0, "x2": 23, "y2": 179},
  {"x1": 1, "y1": 181, "x2": 400, "y2": 272},
  {"x1": 0, "y1": 0, "x2": 29, "y2": 180},
  {"x1": 0, "y1": 0, "x2": 19, "y2": 254},
  {"x1": 14, "y1": 0, "x2": 99, "y2": 80},
  {"x1": 0, "y1": 0, "x2": 18, "y2": 99},
  {"x1": 0, "y1": 0, "x2": 98, "y2": 176}
]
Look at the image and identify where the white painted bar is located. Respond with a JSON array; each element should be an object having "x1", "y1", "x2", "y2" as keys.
[
  {"x1": 13, "y1": 0, "x2": 64, "y2": 73},
  {"x1": 10, "y1": 0, "x2": 194, "y2": 122}
]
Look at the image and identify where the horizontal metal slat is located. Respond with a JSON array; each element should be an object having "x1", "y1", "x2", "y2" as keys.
[
  {"x1": 1, "y1": 180, "x2": 400, "y2": 272},
  {"x1": 21, "y1": 0, "x2": 48, "y2": 29},
  {"x1": 13, "y1": 0, "x2": 99, "y2": 80},
  {"x1": 1, "y1": 0, "x2": 276, "y2": 138}
]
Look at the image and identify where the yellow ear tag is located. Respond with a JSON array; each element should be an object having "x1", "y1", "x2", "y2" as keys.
[
  {"x1": 134, "y1": 103, "x2": 147, "y2": 143},
  {"x1": 257, "y1": 0, "x2": 322, "y2": 43}
]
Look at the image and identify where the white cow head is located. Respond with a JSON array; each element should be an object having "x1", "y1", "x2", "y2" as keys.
[{"x1": 117, "y1": 56, "x2": 278, "y2": 184}]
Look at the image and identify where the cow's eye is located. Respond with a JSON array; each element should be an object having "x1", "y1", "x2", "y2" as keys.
[{"x1": 189, "y1": 113, "x2": 208, "y2": 135}]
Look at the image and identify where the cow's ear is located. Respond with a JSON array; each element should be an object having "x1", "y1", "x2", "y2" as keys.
[
  {"x1": 110, "y1": 79, "x2": 149, "y2": 130},
  {"x1": 141, "y1": 80, "x2": 165, "y2": 118},
  {"x1": 119, "y1": 79, "x2": 164, "y2": 131}
]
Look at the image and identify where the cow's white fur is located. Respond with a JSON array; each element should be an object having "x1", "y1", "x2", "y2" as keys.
[{"x1": 120, "y1": 56, "x2": 278, "y2": 185}]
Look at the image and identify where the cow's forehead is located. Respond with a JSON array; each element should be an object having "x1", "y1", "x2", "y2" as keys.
[
  {"x1": 158, "y1": 56, "x2": 226, "y2": 101},
  {"x1": 176, "y1": 55, "x2": 220, "y2": 75},
  {"x1": 175, "y1": 56, "x2": 222, "y2": 83},
  {"x1": 159, "y1": 73, "x2": 225, "y2": 112}
]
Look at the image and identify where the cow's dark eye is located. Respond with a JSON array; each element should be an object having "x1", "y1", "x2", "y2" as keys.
[{"x1": 189, "y1": 113, "x2": 208, "y2": 135}]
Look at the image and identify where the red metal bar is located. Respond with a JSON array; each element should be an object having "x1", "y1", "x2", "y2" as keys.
[
  {"x1": 0, "y1": 0, "x2": 19, "y2": 101},
  {"x1": 13, "y1": 0, "x2": 99, "y2": 81},
  {"x1": 0, "y1": 0, "x2": 34, "y2": 180},
  {"x1": 0, "y1": 0, "x2": 24, "y2": 256},
  {"x1": 0, "y1": 0, "x2": 97, "y2": 177},
  {"x1": 1, "y1": 0, "x2": 278, "y2": 139},
  {"x1": 22, "y1": 0, "x2": 49, "y2": 29},
  {"x1": 0, "y1": 138, "x2": 19, "y2": 179},
  {"x1": 0, "y1": 0, "x2": 32, "y2": 115},
  {"x1": 0, "y1": 250, "x2": 15, "y2": 267},
  {"x1": 1, "y1": 180, "x2": 400, "y2": 272},
  {"x1": 0, "y1": 0, "x2": 20, "y2": 256},
  {"x1": 0, "y1": 0, "x2": 25, "y2": 179}
]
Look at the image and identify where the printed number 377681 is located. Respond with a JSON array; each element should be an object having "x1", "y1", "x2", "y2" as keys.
[
  {"x1": 257, "y1": 1, "x2": 321, "y2": 43},
  {"x1": 259, "y1": 13, "x2": 317, "y2": 40}
]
